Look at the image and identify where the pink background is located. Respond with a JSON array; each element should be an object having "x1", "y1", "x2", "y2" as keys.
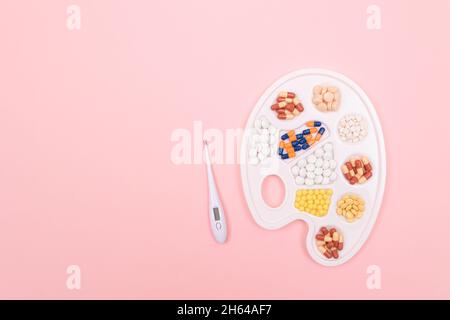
[{"x1": 1, "y1": 0, "x2": 449, "y2": 299}]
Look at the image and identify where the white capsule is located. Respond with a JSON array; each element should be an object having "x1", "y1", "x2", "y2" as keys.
[
  {"x1": 295, "y1": 176, "x2": 305, "y2": 185},
  {"x1": 306, "y1": 163, "x2": 315, "y2": 172},
  {"x1": 291, "y1": 166, "x2": 300, "y2": 176}
]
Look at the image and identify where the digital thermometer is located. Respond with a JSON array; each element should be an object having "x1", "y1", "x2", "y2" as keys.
[{"x1": 204, "y1": 140, "x2": 227, "y2": 244}]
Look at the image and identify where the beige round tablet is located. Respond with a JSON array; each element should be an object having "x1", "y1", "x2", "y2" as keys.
[
  {"x1": 318, "y1": 102, "x2": 327, "y2": 111},
  {"x1": 312, "y1": 95, "x2": 322, "y2": 104},
  {"x1": 331, "y1": 101, "x2": 339, "y2": 110},
  {"x1": 334, "y1": 91, "x2": 340, "y2": 100},
  {"x1": 313, "y1": 86, "x2": 322, "y2": 95},
  {"x1": 328, "y1": 87, "x2": 338, "y2": 93},
  {"x1": 323, "y1": 92, "x2": 334, "y2": 103}
]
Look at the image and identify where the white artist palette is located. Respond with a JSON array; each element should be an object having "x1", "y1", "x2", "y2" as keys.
[{"x1": 240, "y1": 69, "x2": 386, "y2": 266}]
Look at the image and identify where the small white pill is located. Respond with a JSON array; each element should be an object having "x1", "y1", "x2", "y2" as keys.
[
  {"x1": 307, "y1": 155, "x2": 316, "y2": 164},
  {"x1": 261, "y1": 117, "x2": 269, "y2": 129},
  {"x1": 297, "y1": 159, "x2": 306, "y2": 168},
  {"x1": 330, "y1": 172, "x2": 337, "y2": 181},
  {"x1": 324, "y1": 143, "x2": 333, "y2": 152},
  {"x1": 324, "y1": 152, "x2": 333, "y2": 160},
  {"x1": 260, "y1": 135, "x2": 269, "y2": 144},
  {"x1": 307, "y1": 171, "x2": 315, "y2": 179},
  {"x1": 291, "y1": 166, "x2": 300, "y2": 176},
  {"x1": 299, "y1": 168, "x2": 307, "y2": 177},
  {"x1": 314, "y1": 175, "x2": 323, "y2": 184},
  {"x1": 314, "y1": 148, "x2": 324, "y2": 158},
  {"x1": 249, "y1": 157, "x2": 259, "y2": 165},
  {"x1": 322, "y1": 160, "x2": 330, "y2": 170},
  {"x1": 258, "y1": 152, "x2": 265, "y2": 161},
  {"x1": 329, "y1": 159, "x2": 337, "y2": 169},
  {"x1": 315, "y1": 158, "x2": 323, "y2": 168},
  {"x1": 305, "y1": 178, "x2": 314, "y2": 186},
  {"x1": 306, "y1": 163, "x2": 315, "y2": 172},
  {"x1": 323, "y1": 169, "x2": 332, "y2": 177},
  {"x1": 269, "y1": 135, "x2": 277, "y2": 145},
  {"x1": 314, "y1": 167, "x2": 323, "y2": 176},
  {"x1": 295, "y1": 176, "x2": 305, "y2": 185}
]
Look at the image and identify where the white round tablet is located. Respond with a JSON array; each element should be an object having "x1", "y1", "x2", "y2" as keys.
[
  {"x1": 314, "y1": 175, "x2": 323, "y2": 184},
  {"x1": 295, "y1": 176, "x2": 305, "y2": 185},
  {"x1": 307, "y1": 155, "x2": 316, "y2": 164},
  {"x1": 297, "y1": 159, "x2": 307, "y2": 168}
]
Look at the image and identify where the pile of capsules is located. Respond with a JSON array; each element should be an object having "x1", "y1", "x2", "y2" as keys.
[
  {"x1": 270, "y1": 91, "x2": 304, "y2": 120},
  {"x1": 341, "y1": 156, "x2": 373, "y2": 185},
  {"x1": 315, "y1": 226, "x2": 344, "y2": 260},
  {"x1": 278, "y1": 121, "x2": 325, "y2": 160}
]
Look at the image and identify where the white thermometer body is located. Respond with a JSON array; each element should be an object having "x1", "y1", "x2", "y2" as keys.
[{"x1": 204, "y1": 141, "x2": 227, "y2": 244}]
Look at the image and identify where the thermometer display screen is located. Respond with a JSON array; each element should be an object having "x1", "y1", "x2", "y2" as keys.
[{"x1": 213, "y1": 207, "x2": 220, "y2": 221}]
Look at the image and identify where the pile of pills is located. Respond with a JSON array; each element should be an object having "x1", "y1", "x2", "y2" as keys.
[
  {"x1": 291, "y1": 142, "x2": 337, "y2": 186},
  {"x1": 337, "y1": 194, "x2": 365, "y2": 223},
  {"x1": 294, "y1": 189, "x2": 333, "y2": 217},
  {"x1": 248, "y1": 116, "x2": 278, "y2": 165},
  {"x1": 315, "y1": 227, "x2": 344, "y2": 259},
  {"x1": 278, "y1": 121, "x2": 326, "y2": 160},
  {"x1": 312, "y1": 85, "x2": 341, "y2": 112},
  {"x1": 341, "y1": 156, "x2": 373, "y2": 185},
  {"x1": 271, "y1": 91, "x2": 304, "y2": 120},
  {"x1": 338, "y1": 114, "x2": 368, "y2": 143}
]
